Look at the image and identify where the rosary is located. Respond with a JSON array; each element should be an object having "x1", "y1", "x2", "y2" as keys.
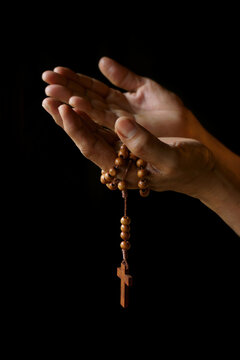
[{"x1": 100, "y1": 143, "x2": 150, "y2": 308}]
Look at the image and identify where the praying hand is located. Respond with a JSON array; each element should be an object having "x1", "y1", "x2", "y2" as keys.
[{"x1": 42, "y1": 57, "x2": 240, "y2": 235}]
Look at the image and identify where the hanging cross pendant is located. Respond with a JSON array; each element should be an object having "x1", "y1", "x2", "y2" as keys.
[{"x1": 117, "y1": 261, "x2": 133, "y2": 308}]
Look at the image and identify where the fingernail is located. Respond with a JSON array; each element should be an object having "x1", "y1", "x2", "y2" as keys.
[{"x1": 116, "y1": 118, "x2": 137, "y2": 138}]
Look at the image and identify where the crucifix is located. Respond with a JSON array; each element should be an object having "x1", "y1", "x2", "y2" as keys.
[{"x1": 117, "y1": 261, "x2": 133, "y2": 308}]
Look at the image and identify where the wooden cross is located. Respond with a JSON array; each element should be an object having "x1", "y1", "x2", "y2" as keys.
[{"x1": 117, "y1": 262, "x2": 133, "y2": 308}]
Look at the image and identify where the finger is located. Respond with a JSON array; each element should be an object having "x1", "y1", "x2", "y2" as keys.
[
  {"x1": 53, "y1": 66, "x2": 83, "y2": 83},
  {"x1": 45, "y1": 84, "x2": 78, "y2": 104},
  {"x1": 98, "y1": 57, "x2": 145, "y2": 92},
  {"x1": 42, "y1": 70, "x2": 85, "y2": 94},
  {"x1": 69, "y1": 96, "x2": 92, "y2": 113},
  {"x1": 76, "y1": 73, "x2": 110, "y2": 98},
  {"x1": 42, "y1": 70, "x2": 69, "y2": 85},
  {"x1": 45, "y1": 81, "x2": 104, "y2": 104},
  {"x1": 115, "y1": 117, "x2": 178, "y2": 169},
  {"x1": 58, "y1": 104, "x2": 117, "y2": 170},
  {"x1": 42, "y1": 97, "x2": 64, "y2": 127},
  {"x1": 69, "y1": 95, "x2": 116, "y2": 130},
  {"x1": 54, "y1": 66, "x2": 110, "y2": 98},
  {"x1": 44, "y1": 67, "x2": 132, "y2": 113}
]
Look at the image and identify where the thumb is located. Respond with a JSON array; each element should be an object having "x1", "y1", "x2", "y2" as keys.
[
  {"x1": 115, "y1": 117, "x2": 177, "y2": 169},
  {"x1": 98, "y1": 57, "x2": 145, "y2": 92}
]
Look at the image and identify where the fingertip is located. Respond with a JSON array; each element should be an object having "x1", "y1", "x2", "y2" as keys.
[
  {"x1": 53, "y1": 66, "x2": 76, "y2": 78},
  {"x1": 42, "y1": 70, "x2": 51, "y2": 82},
  {"x1": 69, "y1": 95, "x2": 79, "y2": 107},
  {"x1": 58, "y1": 104, "x2": 76, "y2": 132},
  {"x1": 98, "y1": 56, "x2": 113, "y2": 70},
  {"x1": 44, "y1": 84, "x2": 51, "y2": 96},
  {"x1": 42, "y1": 97, "x2": 57, "y2": 112},
  {"x1": 58, "y1": 103, "x2": 70, "y2": 114},
  {"x1": 42, "y1": 98, "x2": 48, "y2": 109},
  {"x1": 53, "y1": 66, "x2": 68, "y2": 72},
  {"x1": 115, "y1": 116, "x2": 137, "y2": 139},
  {"x1": 42, "y1": 71, "x2": 46, "y2": 81},
  {"x1": 58, "y1": 104, "x2": 73, "y2": 120},
  {"x1": 42, "y1": 97, "x2": 62, "y2": 108},
  {"x1": 98, "y1": 56, "x2": 109, "y2": 65},
  {"x1": 69, "y1": 96, "x2": 92, "y2": 113}
]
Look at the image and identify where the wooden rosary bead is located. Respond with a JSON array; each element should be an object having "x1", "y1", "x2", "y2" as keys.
[
  {"x1": 106, "y1": 182, "x2": 118, "y2": 190},
  {"x1": 120, "y1": 240, "x2": 131, "y2": 250},
  {"x1": 104, "y1": 172, "x2": 114, "y2": 183},
  {"x1": 109, "y1": 167, "x2": 117, "y2": 177},
  {"x1": 139, "y1": 188, "x2": 150, "y2": 197},
  {"x1": 129, "y1": 153, "x2": 138, "y2": 161},
  {"x1": 121, "y1": 216, "x2": 131, "y2": 225},
  {"x1": 120, "y1": 144, "x2": 128, "y2": 151},
  {"x1": 100, "y1": 174, "x2": 108, "y2": 184},
  {"x1": 138, "y1": 179, "x2": 149, "y2": 189},
  {"x1": 136, "y1": 158, "x2": 147, "y2": 168},
  {"x1": 120, "y1": 232, "x2": 130, "y2": 241},
  {"x1": 115, "y1": 157, "x2": 125, "y2": 167},
  {"x1": 137, "y1": 169, "x2": 148, "y2": 178},
  {"x1": 101, "y1": 169, "x2": 106, "y2": 174},
  {"x1": 118, "y1": 149, "x2": 129, "y2": 159},
  {"x1": 118, "y1": 180, "x2": 127, "y2": 191},
  {"x1": 121, "y1": 224, "x2": 130, "y2": 232}
]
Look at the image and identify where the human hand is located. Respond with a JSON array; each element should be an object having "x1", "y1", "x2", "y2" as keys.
[
  {"x1": 41, "y1": 58, "x2": 215, "y2": 196},
  {"x1": 42, "y1": 60, "x2": 240, "y2": 234},
  {"x1": 42, "y1": 57, "x2": 202, "y2": 140},
  {"x1": 42, "y1": 99, "x2": 215, "y2": 198}
]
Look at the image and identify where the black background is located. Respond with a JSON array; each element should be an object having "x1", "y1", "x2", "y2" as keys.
[{"x1": 3, "y1": 3, "x2": 240, "y2": 352}]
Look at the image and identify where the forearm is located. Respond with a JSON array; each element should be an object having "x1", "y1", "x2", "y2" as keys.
[
  {"x1": 199, "y1": 163, "x2": 240, "y2": 235},
  {"x1": 199, "y1": 126, "x2": 240, "y2": 182},
  {"x1": 191, "y1": 119, "x2": 240, "y2": 235},
  {"x1": 189, "y1": 110, "x2": 240, "y2": 184}
]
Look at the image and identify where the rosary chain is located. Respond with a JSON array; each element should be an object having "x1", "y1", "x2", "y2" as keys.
[{"x1": 100, "y1": 143, "x2": 150, "y2": 269}]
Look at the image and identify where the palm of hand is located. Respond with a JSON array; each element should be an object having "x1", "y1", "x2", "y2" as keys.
[
  {"x1": 42, "y1": 59, "x2": 212, "y2": 195},
  {"x1": 43, "y1": 60, "x2": 191, "y2": 142},
  {"x1": 81, "y1": 77, "x2": 190, "y2": 139},
  {"x1": 121, "y1": 79, "x2": 188, "y2": 138}
]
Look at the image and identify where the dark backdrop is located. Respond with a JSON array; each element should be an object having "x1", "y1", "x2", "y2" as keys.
[{"x1": 3, "y1": 4, "x2": 240, "y2": 352}]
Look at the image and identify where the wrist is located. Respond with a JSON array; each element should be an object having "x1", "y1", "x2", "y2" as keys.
[
  {"x1": 185, "y1": 109, "x2": 206, "y2": 141},
  {"x1": 187, "y1": 110, "x2": 240, "y2": 179},
  {"x1": 197, "y1": 161, "x2": 240, "y2": 235}
]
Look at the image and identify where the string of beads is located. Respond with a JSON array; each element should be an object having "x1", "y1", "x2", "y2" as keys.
[
  {"x1": 100, "y1": 144, "x2": 150, "y2": 196},
  {"x1": 100, "y1": 144, "x2": 150, "y2": 264}
]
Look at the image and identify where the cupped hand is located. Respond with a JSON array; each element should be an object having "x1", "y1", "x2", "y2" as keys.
[
  {"x1": 42, "y1": 57, "x2": 201, "y2": 140},
  {"x1": 41, "y1": 58, "x2": 240, "y2": 235}
]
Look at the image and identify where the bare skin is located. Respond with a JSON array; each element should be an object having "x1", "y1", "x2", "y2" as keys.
[{"x1": 42, "y1": 57, "x2": 240, "y2": 235}]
